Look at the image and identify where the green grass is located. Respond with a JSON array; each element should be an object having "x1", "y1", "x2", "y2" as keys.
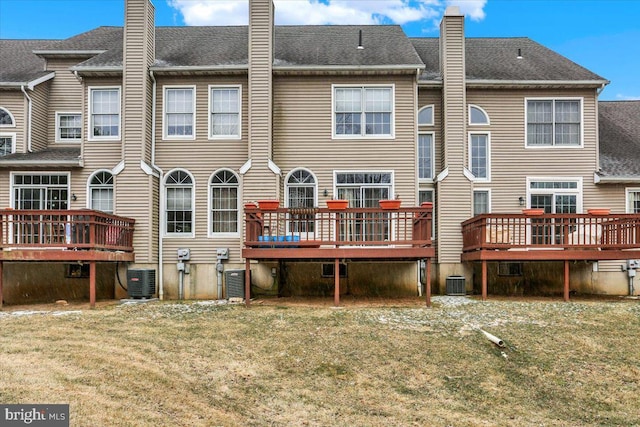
[{"x1": 1, "y1": 297, "x2": 639, "y2": 426}]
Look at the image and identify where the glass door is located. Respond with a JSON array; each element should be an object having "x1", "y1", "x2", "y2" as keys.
[
  {"x1": 530, "y1": 193, "x2": 577, "y2": 245},
  {"x1": 337, "y1": 186, "x2": 390, "y2": 243}
]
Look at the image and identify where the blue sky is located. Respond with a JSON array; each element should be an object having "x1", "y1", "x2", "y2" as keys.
[{"x1": 0, "y1": 0, "x2": 638, "y2": 100}]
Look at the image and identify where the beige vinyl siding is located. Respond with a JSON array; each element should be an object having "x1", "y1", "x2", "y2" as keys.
[
  {"x1": 438, "y1": 12, "x2": 471, "y2": 263},
  {"x1": 467, "y1": 88, "x2": 600, "y2": 213},
  {"x1": 0, "y1": 91, "x2": 26, "y2": 153},
  {"x1": 417, "y1": 89, "x2": 444, "y2": 178},
  {"x1": 245, "y1": 0, "x2": 277, "y2": 202},
  {"x1": 46, "y1": 58, "x2": 84, "y2": 145},
  {"x1": 29, "y1": 81, "x2": 49, "y2": 151},
  {"x1": 273, "y1": 75, "x2": 418, "y2": 205},
  {"x1": 155, "y1": 76, "x2": 249, "y2": 264},
  {"x1": 82, "y1": 78, "x2": 123, "y2": 167}
]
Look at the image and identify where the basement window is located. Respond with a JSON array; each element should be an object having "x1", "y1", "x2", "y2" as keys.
[
  {"x1": 321, "y1": 263, "x2": 347, "y2": 278},
  {"x1": 66, "y1": 263, "x2": 89, "y2": 278},
  {"x1": 498, "y1": 262, "x2": 523, "y2": 277}
]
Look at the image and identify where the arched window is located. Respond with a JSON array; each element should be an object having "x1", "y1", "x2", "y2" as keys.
[
  {"x1": 0, "y1": 107, "x2": 15, "y2": 127},
  {"x1": 164, "y1": 169, "x2": 194, "y2": 235},
  {"x1": 209, "y1": 169, "x2": 239, "y2": 234},
  {"x1": 88, "y1": 171, "x2": 114, "y2": 213},
  {"x1": 469, "y1": 105, "x2": 490, "y2": 125},
  {"x1": 418, "y1": 105, "x2": 434, "y2": 126},
  {"x1": 286, "y1": 168, "x2": 317, "y2": 233}
]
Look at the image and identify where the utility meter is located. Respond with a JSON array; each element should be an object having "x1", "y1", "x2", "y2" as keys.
[
  {"x1": 216, "y1": 248, "x2": 229, "y2": 260},
  {"x1": 628, "y1": 260, "x2": 640, "y2": 269},
  {"x1": 177, "y1": 248, "x2": 191, "y2": 261}
]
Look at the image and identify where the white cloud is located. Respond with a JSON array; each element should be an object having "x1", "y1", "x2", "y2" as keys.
[
  {"x1": 168, "y1": 0, "x2": 482, "y2": 27},
  {"x1": 615, "y1": 94, "x2": 640, "y2": 101}
]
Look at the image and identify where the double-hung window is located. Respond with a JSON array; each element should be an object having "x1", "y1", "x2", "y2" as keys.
[
  {"x1": 210, "y1": 169, "x2": 239, "y2": 235},
  {"x1": 334, "y1": 86, "x2": 393, "y2": 137},
  {"x1": 417, "y1": 105, "x2": 434, "y2": 181},
  {"x1": 526, "y1": 99, "x2": 582, "y2": 147},
  {"x1": 89, "y1": 87, "x2": 120, "y2": 140},
  {"x1": 469, "y1": 133, "x2": 490, "y2": 181},
  {"x1": 627, "y1": 189, "x2": 640, "y2": 214},
  {"x1": 0, "y1": 133, "x2": 15, "y2": 156},
  {"x1": 473, "y1": 190, "x2": 490, "y2": 215},
  {"x1": 56, "y1": 113, "x2": 82, "y2": 142},
  {"x1": 209, "y1": 86, "x2": 241, "y2": 139},
  {"x1": 164, "y1": 87, "x2": 195, "y2": 139}
]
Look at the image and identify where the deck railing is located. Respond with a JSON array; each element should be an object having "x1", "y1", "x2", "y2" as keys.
[
  {"x1": 462, "y1": 213, "x2": 640, "y2": 252},
  {"x1": 244, "y1": 205, "x2": 432, "y2": 249},
  {"x1": 0, "y1": 209, "x2": 135, "y2": 252}
]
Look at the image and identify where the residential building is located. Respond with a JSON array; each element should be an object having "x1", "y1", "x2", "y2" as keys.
[{"x1": 1, "y1": 0, "x2": 638, "y2": 306}]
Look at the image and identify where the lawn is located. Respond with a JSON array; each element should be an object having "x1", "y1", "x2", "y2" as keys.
[{"x1": 1, "y1": 296, "x2": 639, "y2": 426}]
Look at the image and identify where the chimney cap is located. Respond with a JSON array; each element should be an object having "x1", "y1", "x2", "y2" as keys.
[{"x1": 444, "y1": 6, "x2": 462, "y2": 16}]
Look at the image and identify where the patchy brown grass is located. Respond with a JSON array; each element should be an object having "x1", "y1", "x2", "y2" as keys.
[{"x1": 1, "y1": 296, "x2": 639, "y2": 426}]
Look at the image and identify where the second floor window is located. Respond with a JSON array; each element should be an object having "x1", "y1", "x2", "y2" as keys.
[
  {"x1": 418, "y1": 133, "x2": 434, "y2": 180},
  {"x1": 334, "y1": 86, "x2": 393, "y2": 137},
  {"x1": 164, "y1": 87, "x2": 195, "y2": 138},
  {"x1": 210, "y1": 86, "x2": 241, "y2": 138},
  {"x1": 90, "y1": 88, "x2": 120, "y2": 140},
  {"x1": 0, "y1": 134, "x2": 15, "y2": 156},
  {"x1": 527, "y1": 99, "x2": 581, "y2": 147},
  {"x1": 0, "y1": 107, "x2": 15, "y2": 127},
  {"x1": 56, "y1": 113, "x2": 82, "y2": 142},
  {"x1": 470, "y1": 133, "x2": 490, "y2": 181}
]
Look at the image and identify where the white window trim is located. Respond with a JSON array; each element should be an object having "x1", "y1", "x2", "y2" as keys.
[
  {"x1": 163, "y1": 168, "x2": 196, "y2": 238},
  {"x1": 0, "y1": 132, "x2": 17, "y2": 155},
  {"x1": 88, "y1": 86, "x2": 121, "y2": 141},
  {"x1": 333, "y1": 170, "x2": 395, "y2": 198},
  {"x1": 285, "y1": 167, "x2": 318, "y2": 208},
  {"x1": 473, "y1": 188, "x2": 492, "y2": 215},
  {"x1": 208, "y1": 168, "x2": 241, "y2": 238},
  {"x1": 418, "y1": 131, "x2": 435, "y2": 183},
  {"x1": 0, "y1": 107, "x2": 16, "y2": 128},
  {"x1": 626, "y1": 187, "x2": 640, "y2": 213},
  {"x1": 468, "y1": 104, "x2": 490, "y2": 126},
  {"x1": 417, "y1": 104, "x2": 434, "y2": 126},
  {"x1": 468, "y1": 131, "x2": 491, "y2": 183},
  {"x1": 162, "y1": 85, "x2": 196, "y2": 141},
  {"x1": 208, "y1": 84, "x2": 242, "y2": 140},
  {"x1": 331, "y1": 84, "x2": 396, "y2": 140},
  {"x1": 86, "y1": 169, "x2": 115, "y2": 213},
  {"x1": 524, "y1": 97, "x2": 584, "y2": 149},
  {"x1": 55, "y1": 111, "x2": 82, "y2": 143},
  {"x1": 10, "y1": 171, "x2": 71, "y2": 208},
  {"x1": 525, "y1": 176, "x2": 583, "y2": 212}
]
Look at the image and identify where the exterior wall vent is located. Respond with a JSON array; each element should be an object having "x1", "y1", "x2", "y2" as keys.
[
  {"x1": 127, "y1": 269, "x2": 156, "y2": 299},
  {"x1": 445, "y1": 275, "x2": 466, "y2": 295},
  {"x1": 225, "y1": 269, "x2": 247, "y2": 299}
]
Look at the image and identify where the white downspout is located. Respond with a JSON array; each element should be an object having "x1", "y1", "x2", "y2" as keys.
[
  {"x1": 21, "y1": 85, "x2": 33, "y2": 152},
  {"x1": 149, "y1": 70, "x2": 165, "y2": 300}
]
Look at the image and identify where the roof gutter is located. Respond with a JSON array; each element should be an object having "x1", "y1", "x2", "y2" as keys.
[
  {"x1": 595, "y1": 175, "x2": 640, "y2": 184},
  {"x1": 273, "y1": 64, "x2": 425, "y2": 72},
  {"x1": 0, "y1": 160, "x2": 83, "y2": 167},
  {"x1": 466, "y1": 79, "x2": 610, "y2": 87},
  {"x1": 149, "y1": 70, "x2": 165, "y2": 301},
  {"x1": 149, "y1": 65, "x2": 249, "y2": 72},
  {"x1": 20, "y1": 85, "x2": 32, "y2": 153},
  {"x1": 0, "y1": 72, "x2": 55, "y2": 90}
]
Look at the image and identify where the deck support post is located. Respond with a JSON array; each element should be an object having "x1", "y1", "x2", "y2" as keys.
[
  {"x1": 245, "y1": 258, "x2": 251, "y2": 307},
  {"x1": 0, "y1": 261, "x2": 3, "y2": 309},
  {"x1": 481, "y1": 260, "x2": 488, "y2": 301},
  {"x1": 564, "y1": 260, "x2": 570, "y2": 302},
  {"x1": 334, "y1": 258, "x2": 340, "y2": 306},
  {"x1": 425, "y1": 258, "x2": 431, "y2": 307},
  {"x1": 89, "y1": 261, "x2": 96, "y2": 308}
]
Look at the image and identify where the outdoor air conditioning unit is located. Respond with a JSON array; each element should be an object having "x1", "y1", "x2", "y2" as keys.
[
  {"x1": 446, "y1": 275, "x2": 466, "y2": 296},
  {"x1": 225, "y1": 269, "x2": 246, "y2": 299},
  {"x1": 127, "y1": 269, "x2": 156, "y2": 299}
]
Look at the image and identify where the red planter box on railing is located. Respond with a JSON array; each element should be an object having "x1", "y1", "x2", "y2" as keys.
[
  {"x1": 257, "y1": 200, "x2": 280, "y2": 210},
  {"x1": 522, "y1": 208, "x2": 544, "y2": 216},
  {"x1": 379, "y1": 200, "x2": 401, "y2": 210},
  {"x1": 587, "y1": 208, "x2": 611, "y2": 215},
  {"x1": 326, "y1": 199, "x2": 349, "y2": 210}
]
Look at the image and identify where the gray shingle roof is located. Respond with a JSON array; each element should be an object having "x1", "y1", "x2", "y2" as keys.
[
  {"x1": 598, "y1": 101, "x2": 640, "y2": 178},
  {"x1": 0, "y1": 40, "x2": 52, "y2": 84},
  {"x1": 410, "y1": 37, "x2": 606, "y2": 83},
  {"x1": 0, "y1": 147, "x2": 82, "y2": 167}
]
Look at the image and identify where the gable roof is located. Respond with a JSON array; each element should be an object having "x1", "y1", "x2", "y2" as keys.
[
  {"x1": 0, "y1": 147, "x2": 82, "y2": 168},
  {"x1": 598, "y1": 100, "x2": 640, "y2": 181},
  {"x1": 0, "y1": 39, "x2": 54, "y2": 87},
  {"x1": 410, "y1": 37, "x2": 607, "y2": 85}
]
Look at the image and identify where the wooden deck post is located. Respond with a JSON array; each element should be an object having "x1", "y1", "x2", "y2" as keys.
[
  {"x1": 0, "y1": 261, "x2": 3, "y2": 309},
  {"x1": 425, "y1": 259, "x2": 431, "y2": 307},
  {"x1": 564, "y1": 260, "x2": 570, "y2": 302},
  {"x1": 334, "y1": 258, "x2": 340, "y2": 306},
  {"x1": 481, "y1": 260, "x2": 488, "y2": 301},
  {"x1": 245, "y1": 258, "x2": 251, "y2": 307},
  {"x1": 89, "y1": 261, "x2": 96, "y2": 308}
]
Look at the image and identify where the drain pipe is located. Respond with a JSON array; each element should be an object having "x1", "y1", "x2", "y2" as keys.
[
  {"x1": 21, "y1": 85, "x2": 33, "y2": 152},
  {"x1": 149, "y1": 70, "x2": 165, "y2": 300}
]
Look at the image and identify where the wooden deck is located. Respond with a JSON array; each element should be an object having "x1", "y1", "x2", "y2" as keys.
[
  {"x1": 0, "y1": 209, "x2": 135, "y2": 307},
  {"x1": 242, "y1": 204, "x2": 435, "y2": 306},
  {"x1": 461, "y1": 213, "x2": 640, "y2": 300}
]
